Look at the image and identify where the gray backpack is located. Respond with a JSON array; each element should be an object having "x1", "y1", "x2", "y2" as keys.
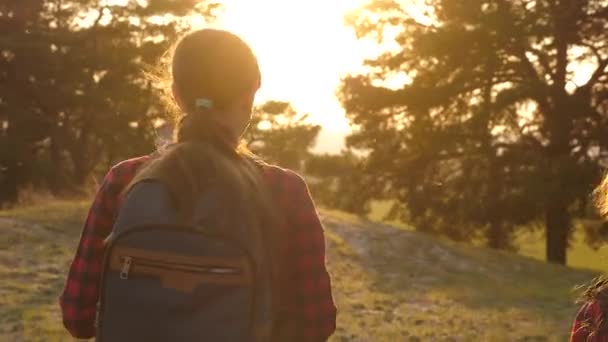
[{"x1": 96, "y1": 180, "x2": 275, "y2": 341}]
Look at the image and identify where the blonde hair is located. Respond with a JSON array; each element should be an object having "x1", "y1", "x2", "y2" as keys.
[{"x1": 594, "y1": 174, "x2": 608, "y2": 218}]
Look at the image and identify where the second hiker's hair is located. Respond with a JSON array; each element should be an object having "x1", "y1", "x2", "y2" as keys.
[
  {"x1": 594, "y1": 174, "x2": 608, "y2": 218},
  {"x1": 576, "y1": 276, "x2": 608, "y2": 337}
]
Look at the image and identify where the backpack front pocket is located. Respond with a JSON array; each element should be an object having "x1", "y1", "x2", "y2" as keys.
[{"x1": 109, "y1": 246, "x2": 252, "y2": 292}]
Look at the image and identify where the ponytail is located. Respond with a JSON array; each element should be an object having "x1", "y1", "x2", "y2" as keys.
[{"x1": 126, "y1": 108, "x2": 269, "y2": 222}]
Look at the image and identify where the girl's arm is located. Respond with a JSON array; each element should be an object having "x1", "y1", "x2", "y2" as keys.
[
  {"x1": 282, "y1": 170, "x2": 337, "y2": 341},
  {"x1": 59, "y1": 158, "x2": 145, "y2": 338}
]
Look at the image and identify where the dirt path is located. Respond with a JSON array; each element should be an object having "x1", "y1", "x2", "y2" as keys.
[{"x1": 320, "y1": 212, "x2": 589, "y2": 341}]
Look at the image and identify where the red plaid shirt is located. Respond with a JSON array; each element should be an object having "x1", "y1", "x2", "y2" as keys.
[
  {"x1": 59, "y1": 155, "x2": 336, "y2": 340},
  {"x1": 571, "y1": 301, "x2": 608, "y2": 342}
]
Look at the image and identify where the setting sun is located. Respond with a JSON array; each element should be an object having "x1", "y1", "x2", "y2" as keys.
[
  {"x1": 190, "y1": 0, "x2": 380, "y2": 151},
  {"x1": 220, "y1": 0, "x2": 364, "y2": 128}
]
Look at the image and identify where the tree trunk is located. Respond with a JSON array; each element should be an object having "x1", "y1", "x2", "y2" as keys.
[
  {"x1": 48, "y1": 130, "x2": 66, "y2": 194},
  {"x1": 72, "y1": 155, "x2": 90, "y2": 187},
  {"x1": 0, "y1": 154, "x2": 27, "y2": 205},
  {"x1": 486, "y1": 221, "x2": 512, "y2": 250},
  {"x1": 0, "y1": 164, "x2": 20, "y2": 205},
  {"x1": 68, "y1": 122, "x2": 99, "y2": 187},
  {"x1": 545, "y1": 200, "x2": 570, "y2": 264}
]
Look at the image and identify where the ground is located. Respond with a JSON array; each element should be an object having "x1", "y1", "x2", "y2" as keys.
[
  {"x1": 0, "y1": 200, "x2": 600, "y2": 341},
  {"x1": 368, "y1": 200, "x2": 608, "y2": 273}
]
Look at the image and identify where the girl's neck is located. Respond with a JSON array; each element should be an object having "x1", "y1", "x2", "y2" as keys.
[{"x1": 214, "y1": 122, "x2": 240, "y2": 149}]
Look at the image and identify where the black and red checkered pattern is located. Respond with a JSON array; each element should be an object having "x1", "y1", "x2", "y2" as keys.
[
  {"x1": 60, "y1": 155, "x2": 337, "y2": 340},
  {"x1": 570, "y1": 301, "x2": 608, "y2": 342}
]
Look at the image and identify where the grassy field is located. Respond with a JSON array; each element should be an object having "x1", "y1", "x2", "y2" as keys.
[
  {"x1": 0, "y1": 200, "x2": 601, "y2": 341},
  {"x1": 368, "y1": 200, "x2": 608, "y2": 273},
  {"x1": 516, "y1": 227, "x2": 608, "y2": 273},
  {"x1": 0, "y1": 200, "x2": 90, "y2": 341}
]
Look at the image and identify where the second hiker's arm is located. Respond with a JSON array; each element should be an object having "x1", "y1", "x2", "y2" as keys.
[{"x1": 570, "y1": 301, "x2": 597, "y2": 342}]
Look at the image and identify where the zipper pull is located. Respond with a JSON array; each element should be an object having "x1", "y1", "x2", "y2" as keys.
[{"x1": 120, "y1": 257, "x2": 132, "y2": 280}]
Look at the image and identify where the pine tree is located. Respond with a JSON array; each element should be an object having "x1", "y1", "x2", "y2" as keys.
[
  {"x1": 342, "y1": 0, "x2": 608, "y2": 263},
  {"x1": 0, "y1": 0, "x2": 218, "y2": 202}
]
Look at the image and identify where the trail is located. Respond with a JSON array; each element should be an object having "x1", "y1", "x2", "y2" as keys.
[{"x1": 320, "y1": 211, "x2": 590, "y2": 341}]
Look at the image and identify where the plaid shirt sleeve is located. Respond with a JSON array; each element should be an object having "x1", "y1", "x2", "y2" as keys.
[
  {"x1": 570, "y1": 301, "x2": 608, "y2": 342},
  {"x1": 59, "y1": 157, "x2": 147, "y2": 338},
  {"x1": 268, "y1": 167, "x2": 337, "y2": 341}
]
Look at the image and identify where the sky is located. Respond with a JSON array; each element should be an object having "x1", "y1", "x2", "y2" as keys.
[{"x1": 194, "y1": 0, "x2": 381, "y2": 153}]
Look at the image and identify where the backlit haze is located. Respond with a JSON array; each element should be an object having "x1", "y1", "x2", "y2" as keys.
[
  {"x1": 114, "y1": 0, "x2": 597, "y2": 153},
  {"x1": 195, "y1": 0, "x2": 379, "y2": 153},
  {"x1": 204, "y1": 0, "x2": 596, "y2": 153}
]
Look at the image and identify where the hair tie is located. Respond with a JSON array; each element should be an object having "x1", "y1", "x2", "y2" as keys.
[{"x1": 195, "y1": 98, "x2": 213, "y2": 109}]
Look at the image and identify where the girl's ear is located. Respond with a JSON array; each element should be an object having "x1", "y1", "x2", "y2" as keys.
[{"x1": 239, "y1": 86, "x2": 257, "y2": 113}]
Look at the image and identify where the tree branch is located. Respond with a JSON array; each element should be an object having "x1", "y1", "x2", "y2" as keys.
[
  {"x1": 580, "y1": 41, "x2": 605, "y2": 64},
  {"x1": 526, "y1": 46, "x2": 553, "y2": 77},
  {"x1": 583, "y1": 58, "x2": 608, "y2": 90},
  {"x1": 588, "y1": 6, "x2": 608, "y2": 20},
  {"x1": 495, "y1": 0, "x2": 546, "y2": 86},
  {"x1": 92, "y1": 6, "x2": 110, "y2": 28},
  {"x1": 494, "y1": 137, "x2": 544, "y2": 152}
]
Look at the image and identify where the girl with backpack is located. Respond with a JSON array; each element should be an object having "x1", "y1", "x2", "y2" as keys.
[{"x1": 60, "y1": 28, "x2": 337, "y2": 341}]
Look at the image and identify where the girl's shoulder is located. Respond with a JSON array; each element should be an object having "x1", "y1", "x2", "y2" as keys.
[
  {"x1": 571, "y1": 301, "x2": 604, "y2": 341},
  {"x1": 260, "y1": 163, "x2": 307, "y2": 189},
  {"x1": 100, "y1": 155, "x2": 152, "y2": 191},
  {"x1": 111, "y1": 155, "x2": 152, "y2": 173}
]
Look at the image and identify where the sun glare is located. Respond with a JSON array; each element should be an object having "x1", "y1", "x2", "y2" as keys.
[{"x1": 192, "y1": 0, "x2": 377, "y2": 134}]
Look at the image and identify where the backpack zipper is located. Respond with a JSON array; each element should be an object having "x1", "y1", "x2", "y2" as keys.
[
  {"x1": 118, "y1": 255, "x2": 241, "y2": 280},
  {"x1": 120, "y1": 257, "x2": 132, "y2": 279},
  {"x1": 98, "y1": 226, "x2": 257, "y2": 342}
]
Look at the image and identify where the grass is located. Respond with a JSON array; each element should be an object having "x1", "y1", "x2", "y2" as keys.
[
  {"x1": 516, "y1": 228, "x2": 608, "y2": 273},
  {"x1": 0, "y1": 199, "x2": 601, "y2": 341},
  {"x1": 368, "y1": 200, "x2": 608, "y2": 273},
  {"x1": 0, "y1": 200, "x2": 90, "y2": 341},
  {"x1": 318, "y1": 210, "x2": 596, "y2": 341}
]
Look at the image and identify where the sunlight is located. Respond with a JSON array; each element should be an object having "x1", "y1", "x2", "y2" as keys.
[
  {"x1": 102, "y1": 0, "x2": 598, "y2": 153},
  {"x1": 192, "y1": 0, "x2": 379, "y2": 133}
]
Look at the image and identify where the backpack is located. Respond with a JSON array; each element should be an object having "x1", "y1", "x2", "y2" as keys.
[{"x1": 95, "y1": 179, "x2": 276, "y2": 341}]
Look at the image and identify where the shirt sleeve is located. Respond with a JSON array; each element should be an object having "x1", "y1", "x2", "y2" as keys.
[
  {"x1": 570, "y1": 301, "x2": 598, "y2": 342},
  {"x1": 282, "y1": 170, "x2": 337, "y2": 341},
  {"x1": 59, "y1": 167, "x2": 124, "y2": 338}
]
